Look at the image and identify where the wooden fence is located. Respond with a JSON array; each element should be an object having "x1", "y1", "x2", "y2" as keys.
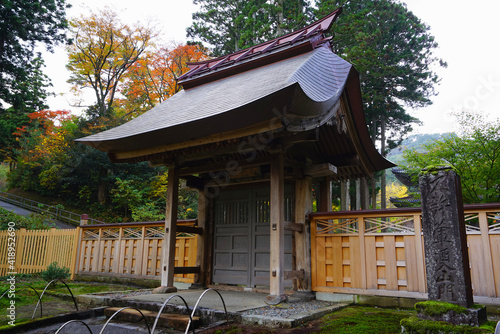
[
  {"x1": 0, "y1": 228, "x2": 78, "y2": 276},
  {"x1": 75, "y1": 221, "x2": 199, "y2": 283},
  {"x1": 310, "y1": 203, "x2": 500, "y2": 303}
]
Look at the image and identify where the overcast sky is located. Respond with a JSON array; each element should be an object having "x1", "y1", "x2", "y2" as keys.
[{"x1": 43, "y1": 0, "x2": 500, "y2": 135}]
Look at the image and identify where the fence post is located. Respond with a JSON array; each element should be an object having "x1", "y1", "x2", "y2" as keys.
[
  {"x1": 70, "y1": 227, "x2": 81, "y2": 280},
  {"x1": 45, "y1": 228, "x2": 57, "y2": 268},
  {"x1": 80, "y1": 214, "x2": 89, "y2": 226},
  {"x1": 15, "y1": 228, "x2": 26, "y2": 274},
  {"x1": 478, "y1": 210, "x2": 496, "y2": 297}
]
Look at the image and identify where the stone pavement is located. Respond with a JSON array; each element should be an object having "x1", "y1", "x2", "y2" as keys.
[{"x1": 123, "y1": 289, "x2": 270, "y2": 312}]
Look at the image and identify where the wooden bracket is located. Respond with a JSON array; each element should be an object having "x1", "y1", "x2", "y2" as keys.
[
  {"x1": 177, "y1": 225, "x2": 203, "y2": 235},
  {"x1": 304, "y1": 163, "x2": 337, "y2": 178},
  {"x1": 174, "y1": 266, "x2": 200, "y2": 274},
  {"x1": 284, "y1": 221, "x2": 304, "y2": 233},
  {"x1": 284, "y1": 269, "x2": 305, "y2": 280}
]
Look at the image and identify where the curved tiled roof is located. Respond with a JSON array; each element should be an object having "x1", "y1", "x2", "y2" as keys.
[{"x1": 76, "y1": 46, "x2": 352, "y2": 152}]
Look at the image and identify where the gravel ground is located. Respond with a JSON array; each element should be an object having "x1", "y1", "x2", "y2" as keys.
[{"x1": 241, "y1": 300, "x2": 338, "y2": 318}]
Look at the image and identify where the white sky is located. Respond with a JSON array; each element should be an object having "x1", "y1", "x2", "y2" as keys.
[{"x1": 43, "y1": 0, "x2": 500, "y2": 135}]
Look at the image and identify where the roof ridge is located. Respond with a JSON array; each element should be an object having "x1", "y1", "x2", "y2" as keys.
[{"x1": 177, "y1": 8, "x2": 343, "y2": 89}]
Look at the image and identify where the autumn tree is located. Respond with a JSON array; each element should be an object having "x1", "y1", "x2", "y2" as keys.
[
  {"x1": 400, "y1": 110, "x2": 500, "y2": 204},
  {"x1": 0, "y1": 0, "x2": 70, "y2": 112},
  {"x1": 186, "y1": 0, "x2": 312, "y2": 57},
  {"x1": 118, "y1": 43, "x2": 208, "y2": 118},
  {"x1": 66, "y1": 8, "x2": 157, "y2": 118}
]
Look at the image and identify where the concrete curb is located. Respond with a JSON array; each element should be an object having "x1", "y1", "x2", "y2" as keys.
[
  {"x1": 241, "y1": 303, "x2": 348, "y2": 328},
  {"x1": 0, "y1": 307, "x2": 106, "y2": 334}
]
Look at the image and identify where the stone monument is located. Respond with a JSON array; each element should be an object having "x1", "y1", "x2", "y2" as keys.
[{"x1": 418, "y1": 166, "x2": 486, "y2": 326}]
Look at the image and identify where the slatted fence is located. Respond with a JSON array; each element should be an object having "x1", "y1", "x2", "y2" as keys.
[
  {"x1": 311, "y1": 204, "x2": 500, "y2": 302},
  {"x1": 75, "y1": 221, "x2": 198, "y2": 283},
  {"x1": 0, "y1": 228, "x2": 78, "y2": 276}
]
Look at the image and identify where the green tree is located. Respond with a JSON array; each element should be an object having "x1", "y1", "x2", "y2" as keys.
[
  {"x1": 400, "y1": 110, "x2": 500, "y2": 204},
  {"x1": 0, "y1": 0, "x2": 70, "y2": 111},
  {"x1": 317, "y1": 0, "x2": 445, "y2": 148},
  {"x1": 316, "y1": 0, "x2": 446, "y2": 208},
  {"x1": 187, "y1": 0, "x2": 312, "y2": 57}
]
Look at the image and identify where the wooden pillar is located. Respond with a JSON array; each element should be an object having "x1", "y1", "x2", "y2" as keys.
[
  {"x1": 155, "y1": 167, "x2": 179, "y2": 293},
  {"x1": 193, "y1": 190, "x2": 209, "y2": 288},
  {"x1": 267, "y1": 152, "x2": 285, "y2": 303},
  {"x1": 360, "y1": 177, "x2": 370, "y2": 210},
  {"x1": 340, "y1": 179, "x2": 350, "y2": 211},
  {"x1": 355, "y1": 179, "x2": 361, "y2": 210},
  {"x1": 294, "y1": 177, "x2": 313, "y2": 294},
  {"x1": 319, "y1": 177, "x2": 332, "y2": 212}
]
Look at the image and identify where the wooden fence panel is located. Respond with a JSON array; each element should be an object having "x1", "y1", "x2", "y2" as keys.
[
  {"x1": 75, "y1": 223, "x2": 198, "y2": 283},
  {"x1": 311, "y1": 205, "x2": 500, "y2": 301},
  {"x1": 0, "y1": 228, "x2": 77, "y2": 276}
]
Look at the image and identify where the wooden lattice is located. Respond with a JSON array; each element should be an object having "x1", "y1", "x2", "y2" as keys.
[
  {"x1": 101, "y1": 228, "x2": 120, "y2": 239},
  {"x1": 488, "y1": 212, "x2": 500, "y2": 232},
  {"x1": 123, "y1": 227, "x2": 142, "y2": 239},
  {"x1": 82, "y1": 229, "x2": 99, "y2": 240},
  {"x1": 145, "y1": 226, "x2": 164, "y2": 238},
  {"x1": 364, "y1": 216, "x2": 415, "y2": 234},
  {"x1": 315, "y1": 218, "x2": 358, "y2": 235}
]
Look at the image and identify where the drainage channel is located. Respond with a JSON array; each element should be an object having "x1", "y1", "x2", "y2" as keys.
[{"x1": 3, "y1": 281, "x2": 231, "y2": 334}]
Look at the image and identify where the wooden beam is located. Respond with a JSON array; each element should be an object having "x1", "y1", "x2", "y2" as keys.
[
  {"x1": 304, "y1": 163, "x2": 337, "y2": 177},
  {"x1": 174, "y1": 266, "x2": 200, "y2": 274},
  {"x1": 182, "y1": 175, "x2": 204, "y2": 191},
  {"x1": 194, "y1": 191, "x2": 208, "y2": 286},
  {"x1": 278, "y1": 129, "x2": 319, "y2": 148},
  {"x1": 284, "y1": 269, "x2": 305, "y2": 280},
  {"x1": 319, "y1": 177, "x2": 332, "y2": 212},
  {"x1": 176, "y1": 225, "x2": 203, "y2": 235},
  {"x1": 284, "y1": 221, "x2": 303, "y2": 233},
  {"x1": 269, "y1": 152, "x2": 285, "y2": 299},
  {"x1": 160, "y1": 167, "x2": 179, "y2": 290},
  {"x1": 294, "y1": 177, "x2": 313, "y2": 292},
  {"x1": 112, "y1": 119, "x2": 283, "y2": 161}
]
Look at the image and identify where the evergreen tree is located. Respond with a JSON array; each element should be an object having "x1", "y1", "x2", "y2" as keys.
[
  {"x1": 316, "y1": 0, "x2": 446, "y2": 150},
  {"x1": 0, "y1": 0, "x2": 70, "y2": 111},
  {"x1": 187, "y1": 0, "x2": 312, "y2": 57}
]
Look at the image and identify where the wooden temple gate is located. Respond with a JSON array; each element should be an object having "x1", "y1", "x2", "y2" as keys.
[{"x1": 311, "y1": 204, "x2": 500, "y2": 301}]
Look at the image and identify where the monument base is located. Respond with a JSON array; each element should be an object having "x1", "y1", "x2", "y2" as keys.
[{"x1": 415, "y1": 301, "x2": 487, "y2": 327}]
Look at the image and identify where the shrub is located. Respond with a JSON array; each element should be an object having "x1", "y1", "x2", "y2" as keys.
[{"x1": 41, "y1": 262, "x2": 70, "y2": 282}]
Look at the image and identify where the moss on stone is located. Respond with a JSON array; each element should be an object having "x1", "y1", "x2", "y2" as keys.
[
  {"x1": 400, "y1": 316, "x2": 488, "y2": 333},
  {"x1": 419, "y1": 164, "x2": 458, "y2": 176},
  {"x1": 415, "y1": 301, "x2": 469, "y2": 316}
]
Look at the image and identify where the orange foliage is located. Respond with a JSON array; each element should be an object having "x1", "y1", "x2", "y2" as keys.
[{"x1": 117, "y1": 43, "x2": 209, "y2": 118}]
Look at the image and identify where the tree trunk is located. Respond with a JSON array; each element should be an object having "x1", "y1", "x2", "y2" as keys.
[
  {"x1": 97, "y1": 167, "x2": 109, "y2": 205},
  {"x1": 277, "y1": 0, "x2": 284, "y2": 36},
  {"x1": 380, "y1": 116, "x2": 387, "y2": 210}
]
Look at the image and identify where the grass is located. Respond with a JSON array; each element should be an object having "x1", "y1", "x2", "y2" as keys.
[
  {"x1": 0, "y1": 273, "x2": 141, "y2": 326},
  {"x1": 318, "y1": 306, "x2": 416, "y2": 333}
]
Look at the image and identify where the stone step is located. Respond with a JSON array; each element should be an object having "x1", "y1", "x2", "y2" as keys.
[{"x1": 104, "y1": 307, "x2": 200, "y2": 331}]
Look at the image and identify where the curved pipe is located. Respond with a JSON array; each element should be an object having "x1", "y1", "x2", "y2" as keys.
[
  {"x1": 55, "y1": 319, "x2": 93, "y2": 334},
  {"x1": 1, "y1": 284, "x2": 43, "y2": 318},
  {"x1": 151, "y1": 294, "x2": 193, "y2": 334},
  {"x1": 99, "y1": 307, "x2": 151, "y2": 334},
  {"x1": 32, "y1": 279, "x2": 78, "y2": 319},
  {"x1": 184, "y1": 289, "x2": 229, "y2": 334}
]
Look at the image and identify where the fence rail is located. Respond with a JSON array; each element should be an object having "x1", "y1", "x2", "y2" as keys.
[
  {"x1": 0, "y1": 191, "x2": 105, "y2": 225},
  {"x1": 310, "y1": 203, "x2": 500, "y2": 301}
]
